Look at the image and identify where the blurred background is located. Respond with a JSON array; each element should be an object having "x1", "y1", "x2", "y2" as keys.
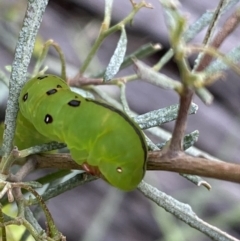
[{"x1": 0, "y1": 0, "x2": 240, "y2": 240}]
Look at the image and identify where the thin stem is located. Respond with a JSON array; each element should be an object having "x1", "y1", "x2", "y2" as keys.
[
  {"x1": 193, "y1": 0, "x2": 227, "y2": 71},
  {"x1": 68, "y1": 76, "x2": 103, "y2": 87},
  {"x1": 80, "y1": 1, "x2": 151, "y2": 74},
  {"x1": 119, "y1": 83, "x2": 132, "y2": 116},
  {"x1": 196, "y1": 8, "x2": 240, "y2": 71},
  {"x1": 169, "y1": 88, "x2": 194, "y2": 153},
  {"x1": 153, "y1": 48, "x2": 174, "y2": 71},
  {"x1": 1, "y1": 0, "x2": 49, "y2": 170},
  {"x1": 204, "y1": 0, "x2": 226, "y2": 46},
  {"x1": 0, "y1": 147, "x2": 19, "y2": 175},
  {"x1": 103, "y1": 0, "x2": 113, "y2": 30},
  {"x1": 33, "y1": 40, "x2": 67, "y2": 80}
]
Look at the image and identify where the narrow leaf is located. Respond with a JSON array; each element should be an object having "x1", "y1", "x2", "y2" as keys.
[{"x1": 104, "y1": 26, "x2": 127, "y2": 82}]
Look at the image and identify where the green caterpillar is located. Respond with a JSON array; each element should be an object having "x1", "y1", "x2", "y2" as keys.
[
  {"x1": 0, "y1": 108, "x2": 53, "y2": 152},
  {"x1": 17, "y1": 75, "x2": 147, "y2": 191}
]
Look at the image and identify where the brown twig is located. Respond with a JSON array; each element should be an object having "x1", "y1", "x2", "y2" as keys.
[
  {"x1": 9, "y1": 158, "x2": 37, "y2": 182},
  {"x1": 31, "y1": 152, "x2": 240, "y2": 184},
  {"x1": 201, "y1": 0, "x2": 226, "y2": 47},
  {"x1": 196, "y1": 9, "x2": 240, "y2": 71},
  {"x1": 8, "y1": 159, "x2": 38, "y2": 215},
  {"x1": 168, "y1": 88, "x2": 194, "y2": 154},
  {"x1": 148, "y1": 152, "x2": 240, "y2": 183},
  {"x1": 68, "y1": 75, "x2": 104, "y2": 87}
]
